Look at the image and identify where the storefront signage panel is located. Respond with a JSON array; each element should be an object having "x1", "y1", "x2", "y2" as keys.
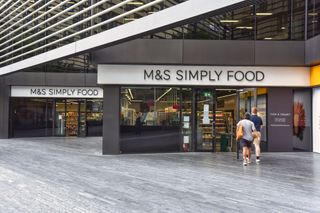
[
  {"x1": 267, "y1": 88, "x2": 293, "y2": 151},
  {"x1": 11, "y1": 86, "x2": 103, "y2": 98},
  {"x1": 98, "y1": 65, "x2": 310, "y2": 87},
  {"x1": 313, "y1": 88, "x2": 320, "y2": 153}
]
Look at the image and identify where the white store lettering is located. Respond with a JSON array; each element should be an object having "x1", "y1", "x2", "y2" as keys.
[{"x1": 12, "y1": 86, "x2": 103, "y2": 98}]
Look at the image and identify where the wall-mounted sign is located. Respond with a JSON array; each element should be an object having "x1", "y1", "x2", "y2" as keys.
[
  {"x1": 11, "y1": 86, "x2": 103, "y2": 98},
  {"x1": 98, "y1": 65, "x2": 310, "y2": 87},
  {"x1": 269, "y1": 112, "x2": 291, "y2": 127}
]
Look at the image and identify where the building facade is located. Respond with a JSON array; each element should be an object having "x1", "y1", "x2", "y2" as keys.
[{"x1": 0, "y1": 0, "x2": 319, "y2": 154}]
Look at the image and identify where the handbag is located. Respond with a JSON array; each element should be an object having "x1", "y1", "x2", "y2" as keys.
[{"x1": 236, "y1": 125, "x2": 244, "y2": 141}]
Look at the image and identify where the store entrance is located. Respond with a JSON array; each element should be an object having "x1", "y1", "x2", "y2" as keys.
[
  {"x1": 55, "y1": 99, "x2": 86, "y2": 137},
  {"x1": 119, "y1": 87, "x2": 266, "y2": 153},
  {"x1": 194, "y1": 88, "x2": 237, "y2": 152}
]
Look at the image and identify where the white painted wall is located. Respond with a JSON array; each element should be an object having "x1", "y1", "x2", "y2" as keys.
[{"x1": 313, "y1": 88, "x2": 320, "y2": 153}]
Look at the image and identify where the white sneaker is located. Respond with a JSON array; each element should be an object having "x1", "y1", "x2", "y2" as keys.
[
  {"x1": 256, "y1": 158, "x2": 260, "y2": 163},
  {"x1": 243, "y1": 160, "x2": 247, "y2": 166},
  {"x1": 246, "y1": 157, "x2": 251, "y2": 164}
]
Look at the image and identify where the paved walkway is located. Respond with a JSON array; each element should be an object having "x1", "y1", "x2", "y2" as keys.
[{"x1": 0, "y1": 137, "x2": 319, "y2": 213}]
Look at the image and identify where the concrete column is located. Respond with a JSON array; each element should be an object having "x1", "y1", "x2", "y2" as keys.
[
  {"x1": 0, "y1": 77, "x2": 10, "y2": 139},
  {"x1": 102, "y1": 85, "x2": 120, "y2": 154}
]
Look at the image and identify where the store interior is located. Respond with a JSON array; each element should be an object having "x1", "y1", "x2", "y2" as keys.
[
  {"x1": 120, "y1": 87, "x2": 267, "y2": 153},
  {"x1": 10, "y1": 98, "x2": 103, "y2": 137}
]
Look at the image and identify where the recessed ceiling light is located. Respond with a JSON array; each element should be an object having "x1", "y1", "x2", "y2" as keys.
[
  {"x1": 281, "y1": 27, "x2": 286, "y2": 30},
  {"x1": 264, "y1": 37, "x2": 273, "y2": 40},
  {"x1": 220, "y1": 20, "x2": 239, "y2": 23},
  {"x1": 124, "y1": 18, "x2": 136, "y2": 21},
  {"x1": 127, "y1": 1, "x2": 144, "y2": 5},
  {"x1": 236, "y1": 26, "x2": 253, "y2": 29},
  {"x1": 256, "y1": 13, "x2": 273, "y2": 16}
]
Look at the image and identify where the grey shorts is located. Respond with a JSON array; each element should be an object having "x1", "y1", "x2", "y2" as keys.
[{"x1": 240, "y1": 139, "x2": 252, "y2": 148}]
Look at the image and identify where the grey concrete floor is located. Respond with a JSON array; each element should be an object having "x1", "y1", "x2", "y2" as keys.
[{"x1": 0, "y1": 137, "x2": 319, "y2": 213}]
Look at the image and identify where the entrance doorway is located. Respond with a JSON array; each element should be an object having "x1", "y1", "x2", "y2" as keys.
[
  {"x1": 54, "y1": 99, "x2": 86, "y2": 137},
  {"x1": 194, "y1": 88, "x2": 237, "y2": 152}
]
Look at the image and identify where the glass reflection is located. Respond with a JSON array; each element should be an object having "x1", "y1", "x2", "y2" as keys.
[
  {"x1": 120, "y1": 87, "x2": 181, "y2": 153},
  {"x1": 10, "y1": 98, "x2": 103, "y2": 137},
  {"x1": 11, "y1": 98, "x2": 47, "y2": 137}
]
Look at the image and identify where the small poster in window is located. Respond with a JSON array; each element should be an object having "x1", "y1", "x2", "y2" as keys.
[
  {"x1": 203, "y1": 104, "x2": 210, "y2": 124},
  {"x1": 183, "y1": 136, "x2": 189, "y2": 144}
]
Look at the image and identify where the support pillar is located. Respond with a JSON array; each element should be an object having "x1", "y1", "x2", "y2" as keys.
[
  {"x1": 267, "y1": 88, "x2": 293, "y2": 151},
  {"x1": 102, "y1": 85, "x2": 120, "y2": 154},
  {"x1": 0, "y1": 77, "x2": 9, "y2": 139}
]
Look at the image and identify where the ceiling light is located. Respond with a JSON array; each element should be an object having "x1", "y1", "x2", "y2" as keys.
[
  {"x1": 124, "y1": 18, "x2": 136, "y2": 21},
  {"x1": 264, "y1": 37, "x2": 273, "y2": 40},
  {"x1": 281, "y1": 27, "x2": 286, "y2": 30},
  {"x1": 128, "y1": 89, "x2": 134, "y2": 100},
  {"x1": 156, "y1": 88, "x2": 172, "y2": 102},
  {"x1": 308, "y1": 13, "x2": 318, "y2": 16},
  {"x1": 127, "y1": 1, "x2": 144, "y2": 5},
  {"x1": 220, "y1": 20, "x2": 239, "y2": 23},
  {"x1": 256, "y1": 13, "x2": 273, "y2": 16},
  {"x1": 236, "y1": 26, "x2": 253, "y2": 29}
]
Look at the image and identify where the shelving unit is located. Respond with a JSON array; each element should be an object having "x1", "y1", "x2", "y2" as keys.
[
  {"x1": 66, "y1": 111, "x2": 78, "y2": 136},
  {"x1": 197, "y1": 110, "x2": 214, "y2": 151},
  {"x1": 200, "y1": 123, "x2": 213, "y2": 150},
  {"x1": 215, "y1": 111, "x2": 235, "y2": 152},
  {"x1": 215, "y1": 112, "x2": 226, "y2": 152}
]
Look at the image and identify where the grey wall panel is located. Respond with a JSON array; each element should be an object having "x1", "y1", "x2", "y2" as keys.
[
  {"x1": 94, "y1": 39, "x2": 306, "y2": 66},
  {"x1": 0, "y1": 77, "x2": 10, "y2": 138},
  {"x1": 102, "y1": 86, "x2": 120, "y2": 154},
  {"x1": 306, "y1": 35, "x2": 320, "y2": 66},
  {"x1": 4, "y1": 72, "x2": 46, "y2": 86},
  {"x1": 268, "y1": 88, "x2": 293, "y2": 152},
  {"x1": 85, "y1": 73, "x2": 99, "y2": 86},
  {"x1": 4, "y1": 72, "x2": 98, "y2": 87},
  {"x1": 255, "y1": 41, "x2": 305, "y2": 66},
  {"x1": 93, "y1": 39, "x2": 183, "y2": 64},
  {"x1": 183, "y1": 40, "x2": 255, "y2": 65},
  {"x1": 45, "y1": 73, "x2": 86, "y2": 86}
]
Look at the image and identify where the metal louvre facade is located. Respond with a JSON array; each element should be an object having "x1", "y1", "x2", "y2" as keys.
[
  {"x1": 0, "y1": 0, "x2": 187, "y2": 67},
  {"x1": 0, "y1": 0, "x2": 319, "y2": 76},
  {"x1": 0, "y1": 0, "x2": 250, "y2": 75}
]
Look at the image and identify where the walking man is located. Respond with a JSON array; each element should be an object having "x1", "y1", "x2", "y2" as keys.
[
  {"x1": 237, "y1": 112, "x2": 256, "y2": 166},
  {"x1": 251, "y1": 107, "x2": 263, "y2": 163}
]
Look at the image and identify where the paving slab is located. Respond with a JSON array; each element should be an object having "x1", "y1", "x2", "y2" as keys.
[{"x1": 0, "y1": 137, "x2": 319, "y2": 212}]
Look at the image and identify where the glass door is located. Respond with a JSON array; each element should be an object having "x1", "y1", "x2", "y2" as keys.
[
  {"x1": 54, "y1": 99, "x2": 66, "y2": 136},
  {"x1": 215, "y1": 89, "x2": 237, "y2": 152},
  {"x1": 78, "y1": 99, "x2": 87, "y2": 137},
  {"x1": 195, "y1": 88, "x2": 216, "y2": 151},
  {"x1": 66, "y1": 99, "x2": 79, "y2": 136}
]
